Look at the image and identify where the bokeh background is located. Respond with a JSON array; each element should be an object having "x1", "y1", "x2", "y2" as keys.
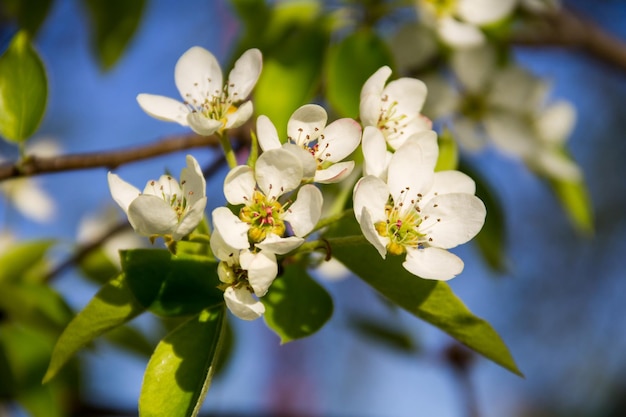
[{"x1": 1, "y1": 0, "x2": 626, "y2": 416}]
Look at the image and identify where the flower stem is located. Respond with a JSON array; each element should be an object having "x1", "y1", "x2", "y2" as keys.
[
  {"x1": 295, "y1": 234, "x2": 368, "y2": 260},
  {"x1": 217, "y1": 131, "x2": 238, "y2": 169}
]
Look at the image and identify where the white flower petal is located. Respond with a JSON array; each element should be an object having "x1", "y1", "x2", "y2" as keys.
[
  {"x1": 484, "y1": 110, "x2": 536, "y2": 158},
  {"x1": 451, "y1": 45, "x2": 495, "y2": 94},
  {"x1": 530, "y1": 149, "x2": 582, "y2": 181},
  {"x1": 212, "y1": 206, "x2": 250, "y2": 250},
  {"x1": 224, "y1": 100, "x2": 253, "y2": 129},
  {"x1": 10, "y1": 180, "x2": 55, "y2": 222},
  {"x1": 227, "y1": 48, "x2": 263, "y2": 100},
  {"x1": 387, "y1": 139, "x2": 435, "y2": 206},
  {"x1": 403, "y1": 247, "x2": 464, "y2": 280},
  {"x1": 173, "y1": 197, "x2": 207, "y2": 240},
  {"x1": 535, "y1": 101, "x2": 576, "y2": 146},
  {"x1": 127, "y1": 195, "x2": 178, "y2": 236},
  {"x1": 240, "y1": 250, "x2": 277, "y2": 297},
  {"x1": 187, "y1": 112, "x2": 223, "y2": 136},
  {"x1": 223, "y1": 165, "x2": 256, "y2": 205},
  {"x1": 452, "y1": 117, "x2": 487, "y2": 151},
  {"x1": 180, "y1": 155, "x2": 206, "y2": 207},
  {"x1": 317, "y1": 118, "x2": 362, "y2": 162},
  {"x1": 223, "y1": 286, "x2": 265, "y2": 321},
  {"x1": 314, "y1": 161, "x2": 355, "y2": 184},
  {"x1": 209, "y1": 227, "x2": 238, "y2": 263},
  {"x1": 359, "y1": 207, "x2": 388, "y2": 259},
  {"x1": 360, "y1": 66, "x2": 391, "y2": 101},
  {"x1": 136, "y1": 94, "x2": 190, "y2": 126},
  {"x1": 255, "y1": 148, "x2": 303, "y2": 199},
  {"x1": 283, "y1": 185, "x2": 323, "y2": 237},
  {"x1": 362, "y1": 126, "x2": 388, "y2": 178},
  {"x1": 257, "y1": 115, "x2": 282, "y2": 151},
  {"x1": 287, "y1": 104, "x2": 327, "y2": 146},
  {"x1": 352, "y1": 176, "x2": 389, "y2": 224},
  {"x1": 421, "y1": 193, "x2": 486, "y2": 249},
  {"x1": 429, "y1": 171, "x2": 476, "y2": 196},
  {"x1": 457, "y1": 0, "x2": 516, "y2": 25},
  {"x1": 359, "y1": 94, "x2": 384, "y2": 128},
  {"x1": 108, "y1": 172, "x2": 141, "y2": 213},
  {"x1": 438, "y1": 17, "x2": 485, "y2": 48},
  {"x1": 488, "y1": 66, "x2": 545, "y2": 113},
  {"x1": 283, "y1": 143, "x2": 317, "y2": 178},
  {"x1": 255, "y1": 234, "x2": 304, "y2": 255},
  {"x1": 175, "y1": 46, "x2": 222, "y2": 106},
  {"x1": 382, "y1": 78, "x2": 428, "y2": 121}
]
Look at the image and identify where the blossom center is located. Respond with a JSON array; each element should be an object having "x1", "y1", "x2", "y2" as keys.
[
  {"x1": 288, "y1": 128, "x2": 331, "y2": 168},
  {"x1": 377, "y1": 97, "x2": 408, "y2": 142},
  {"x1": 145, "y1": 177, "x2": 191, "y2": 221},
  {"x1": 184, "y1": 82, "x2": 241, "y2": 126},
  {"x1": 239, "y1": 191, "x2": 286, "y2": 243},
  {"x1": 218, "y1": 261, "x2": 253, "y2": 292}
]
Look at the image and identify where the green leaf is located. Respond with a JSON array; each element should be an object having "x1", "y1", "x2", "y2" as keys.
[
  {"x1": 549, "y1": 176, "x2": 594, "y2": 235},
  {"x1": 0, "y1": 339, "x2": 17, "y2": 396},
  {"x1": 139, "y1": 306, "x2": 226, "y2": 417},
  {"x1": 0, "y1": 0, "x2": 54, "y2": 35},
  {"x1": 349, "y1": 316, "x2": 418, "y2": 354},
  {"x1": 43, "y1": 273, "x2": 146, "y2": 383},
  {"x1": 81, "y1": 0, "x2": 146, "y2": 70},
  {"x1": 121, "y1": 249, "x2": 223, "y2": 317},
  {"x1": 325, "y1": 29, "x2": 393, "y2": 118},
  {"x1": 0, "y1": 239, "x2": 53, "y2": 283},
  {"x1": 0, "y1": 30, "x2": 47, "y2": 143},
  {"x1": 104, "y1": 324, "x2": 154, "y2": 358},
  {"x1": 78, "y1": 246, "x2": 120, "y2": 285},
  {"x1": 326, "y1": 216, "x2": 522, "y2": 376},
  {"x1": 262, "y1": 264, "x2": 333, "y2": 343},
  {"x1": 435, "y1": 128, "x2": 459, "y2": 171}
]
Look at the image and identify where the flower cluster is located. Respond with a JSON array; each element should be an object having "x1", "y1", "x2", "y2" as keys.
[{"x1": 108, "y1": 46, "x2": 487, "y2": 320}]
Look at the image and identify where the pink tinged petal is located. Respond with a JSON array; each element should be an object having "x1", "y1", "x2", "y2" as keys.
[
  {"x1": 257, "y1": 115, "x2": 282, "y2": 151},
  {"x1": 240, "y1": 250, "x2": 278, "y2": 297},
  {"x1": 108, "y1": 172, "x2": 140, "y2": 213},
  {"x1": 223, "y1": 286, "x2": 265, "y2": 321},
  {"x1": 136, "y1": 94, "x2": 189, "y2": 126},
  {"x1": 187, "y1": 112, "x2": 223, "y2": 136},
  {"x1": 457, "y1": 0, "x2": 516, "y2": 25},
  {"x1": 382, "y1": 78, "x2": 428, "y2": 119},
  {"x1": 283, "y1": 185, "x2": 323, "y2": 237},
  {"x1": 175, "y1": 46, "x2": 222, "y2": 106},
  {"x1": 362, "y1": 126, "x2": 388, "y2": 178},
  {"x1": 287, "y1": 104, "x2": 327, "y2": 146},
  {"x1": 430, "y1": 171, "x2": 476, "y2": 196},
  {"x1": 209, "y1": 228, "x2": 238, "y2": 263},
  {"x1": 352, "y1": 176, "x2": 389, "y2": 224},
  {"x1": 255, "y1": 148, "x2": 303, "y2": 199},
  {"x1": 314, "y1": 161, "x2": 354, "y2": 184},
  {"x1": 317, "y1": 118, "x2": 362, "y2": 162},
  {"x1": 437, "y1": 17, "x2": 485, "y2": 48},
  {"x1": 403, "y1": 247, "x2": 464, "y2": 281},
  {"x1": 223, "y1": 165, "x2": 255, "y2": 205},
  {"x1": 255, "y1": 234, "x2": 304, "y2": 255},
  {"x1": 360, "y1": 66, "x2": 391, "y2": 100},
  {"x1": 359, "y1": 208, "x2": 387, "y2": 259},
  {"x1": 224, "y1": 100, "x2": 253, "y2": 129},
  {"x1": 535, "y1": 101, "x2": 576, "y2": 146},
  {"x1": 387, "y1": 139, "x2": 435, "y2": 208},
  {"x1": 173, "y1": 196, "x2": 207, "y2": 240},
  {"x1": 127, "y1": 195, "x2": 178, "y2": 236},
  {"x1": 421, "y1": 193, "x2": 486, "y2": 249},
  {"x1": 227, "y1": 48, "x2": 263, "y2": 100},
  {"x1": 180, "y1": 155, "x2": 207, "y2": 207},
  {"x1": 283, "y1": 143, "x2": 317, "y2": 178},
  {"x1": 212, "y1": 206, "x2": 250, "y2": 250}
]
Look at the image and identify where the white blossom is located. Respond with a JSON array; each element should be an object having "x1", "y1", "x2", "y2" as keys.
[
  {"x1": 353, "y1": 136, "x2": 486, "y2": 280},
  {"x1": 257, "y1": 105, "x2": 362, "y2": 184},
  {"x1": 108, "y1": 155, "x2": 207, "y2": 241},
  {"x1": 360, "y1": 66, "x2": 432, "y2": 150},
  {"x1": 137, "y1": 47, "x2": 262, "y2": 136}
]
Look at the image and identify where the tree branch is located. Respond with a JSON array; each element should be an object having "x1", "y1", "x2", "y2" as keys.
[
  {"x1": 512, "y1": 7, "x2": 626, "y2": 72},
  {"x1": 0, "y1": 122, "x2": 252, "y2": 181}
]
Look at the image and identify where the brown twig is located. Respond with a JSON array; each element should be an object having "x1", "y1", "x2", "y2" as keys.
[{"x1": 513, "y1": 7, "x2": 626, "y2": 72}]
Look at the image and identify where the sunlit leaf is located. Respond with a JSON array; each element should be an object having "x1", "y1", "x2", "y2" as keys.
[
  {"x1": 121, "y1": 249, "x2": 223, "y2": 317},
  {"x1": 78, "y1": 246, "x2": 120, "y2": 285},
  {"x1": 0, "y1": 30, "x2": 47, "y2": 143},
  {"x1": 326, "y1": 216, "x2": 522, "y2": 376},
  {"x1": 0, "y1": 239, "x2": 53, "y2": 283},
  {"x1": 139, "y1": 306, "x2": 226, "y2": 417},
  {"x1": 325, "y1": 29, "x2": 393, "y2": 118},
  {"x1": 262, "y1": 264, "x2": 333, "y2": 343},
  {"x1": 549, "y1": 176, "x2": 594, "y2": 235},
  {"x1": 43, "y1": 273, "x2": 145, "y2": 383},
  {"x1": 81, "y1": 0, "x2": 146, "y2": 70}
]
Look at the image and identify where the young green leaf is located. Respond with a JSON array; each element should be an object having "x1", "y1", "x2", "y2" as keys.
[
  {"x1": 262, "y1": 264, "x2": 333, "y2": 343},
  {"x1": 0, "y1": 31, "x2": 47, "y2": 143},
  {"x1": 139, "y1": 306, "x2": 226, "y2": 417},
  {"x1": 81, "y1": 0, "x2": 147, "y2": 70},
  {"x1": 326, "y1": 216, "x2": 522, "y2": 376},
  {"x1": 549, "y1": 176, "x2": 594, "y2": 235},
  {"x1": 121, "y1": 249, "x2": 223, "y2": 317},
  {"x1": 43, "y1": 273, "x2": 145, "y2": 383},
  {"x1": 325, "y1": 29, "x2": 393, "y2": 118},
  {"x1": 0, "y1": 239, "x2": 54, "y2": 284}
]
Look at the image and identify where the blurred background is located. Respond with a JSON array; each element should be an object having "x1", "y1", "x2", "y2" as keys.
[{"x1": 1, "y1": 0, "x2": 626, "y2": 416}]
